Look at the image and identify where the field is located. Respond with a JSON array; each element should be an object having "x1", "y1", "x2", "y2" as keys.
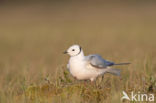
[{"x1": 0, "y1": 1, "x2": 156, "y2": 103}]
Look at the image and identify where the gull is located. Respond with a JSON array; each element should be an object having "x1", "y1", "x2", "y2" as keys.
[{"x1": 64, "y1": 44, "x2": 130, "y2": 82}]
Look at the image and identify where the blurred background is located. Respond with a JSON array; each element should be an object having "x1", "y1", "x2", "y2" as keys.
[{"x1": 0, "y1": 0, "x2": 156, "y2": 102}]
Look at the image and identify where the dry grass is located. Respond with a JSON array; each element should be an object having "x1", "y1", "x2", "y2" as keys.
[{"x1": 0, "y1": 1, "x2": 156, "y2": 103}]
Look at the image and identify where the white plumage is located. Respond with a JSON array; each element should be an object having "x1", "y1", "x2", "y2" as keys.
[{"x1": 64, "y1": 44, "x2": 130, "y2": 81}]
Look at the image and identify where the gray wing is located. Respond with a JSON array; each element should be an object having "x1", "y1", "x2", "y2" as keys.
[{"x1": 85, "y1": 54, "x2": 115, "y2": 69}]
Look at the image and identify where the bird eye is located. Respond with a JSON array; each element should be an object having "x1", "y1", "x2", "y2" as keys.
[{"x1": 72, "y1": 49, "x2": 75, "y2": 51}]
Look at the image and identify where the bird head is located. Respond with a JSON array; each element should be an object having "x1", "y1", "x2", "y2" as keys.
[{"x1": 64, "y1": 44, "x2": 82, "y2": 56}]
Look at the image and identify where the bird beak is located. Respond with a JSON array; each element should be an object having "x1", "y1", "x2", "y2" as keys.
[{"x1": 63, "y1": 51, "x2": 68, "y2": 54}]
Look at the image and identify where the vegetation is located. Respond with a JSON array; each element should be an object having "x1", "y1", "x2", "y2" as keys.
[{"x1": 0, "y1": 1, "x2": 156, "y2": 103}]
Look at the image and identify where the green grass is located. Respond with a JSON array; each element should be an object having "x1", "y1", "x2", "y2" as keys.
[{"x1": 0, "y1": 1, "x2": 156, "y2": 103}]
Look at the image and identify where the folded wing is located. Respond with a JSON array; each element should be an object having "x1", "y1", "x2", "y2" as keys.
[{"x1": 86, "y1": 54, "x2": 115, "y2": 69}]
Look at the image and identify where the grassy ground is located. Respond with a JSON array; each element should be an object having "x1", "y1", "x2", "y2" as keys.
[{"x1": 0, "y1": 1, "x2": 156, "y2": 103}]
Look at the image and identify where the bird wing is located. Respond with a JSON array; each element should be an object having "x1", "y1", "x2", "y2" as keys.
[{"x1": 86, "y1": 54, "x2": 114, "y2": 69}]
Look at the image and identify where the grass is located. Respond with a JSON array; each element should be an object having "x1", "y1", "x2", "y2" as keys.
[{"x1": 0, "y1": 1, "x2": 156, "y2": 103}]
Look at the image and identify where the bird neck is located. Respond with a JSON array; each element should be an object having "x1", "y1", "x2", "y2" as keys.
[{"x1": 72, "y1": 50, "x2": 85, "y2": 60}]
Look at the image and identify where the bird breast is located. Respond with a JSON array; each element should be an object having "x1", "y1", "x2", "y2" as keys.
[
  {"x1": 69, "y1": 58, "x2": 85, "y2": 71},
  {"x1": 69, "y1": 58, "x2": 102, "y2": 80},
  {"x1": 69, "y1": 58, "x2": 87, "y2": 78}
]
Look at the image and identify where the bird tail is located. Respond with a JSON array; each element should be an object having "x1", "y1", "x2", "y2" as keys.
[
  {"x1": 106, "y1": 68, "x2": 120, "y2": 76},
  {"x1": 114, "y1": 63, "x2": 131, "y2": 65}
]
